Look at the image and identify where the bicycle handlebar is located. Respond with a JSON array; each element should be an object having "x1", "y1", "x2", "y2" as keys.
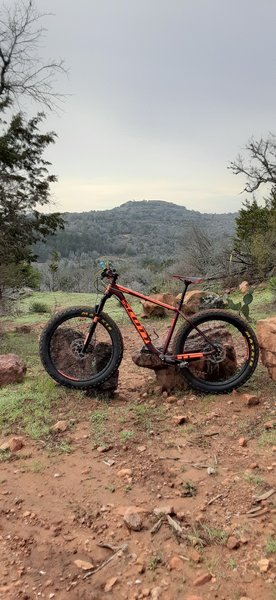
[{"x1": 99, "y1": 260, "x2": 118, "y2": 280}]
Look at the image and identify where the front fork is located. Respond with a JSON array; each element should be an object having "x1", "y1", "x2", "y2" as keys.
[{"x1": 82, "y1": 293, "x2": 110, "y2": 353}]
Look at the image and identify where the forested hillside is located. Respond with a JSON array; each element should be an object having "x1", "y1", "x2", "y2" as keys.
[{"x1": 36, "y1": 200, "x2": 236, "y2": 261}]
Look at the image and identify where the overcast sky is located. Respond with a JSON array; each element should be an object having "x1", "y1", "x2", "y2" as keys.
[{"x1": 32, "y1": 0, "x2": 276, "y2": 214}]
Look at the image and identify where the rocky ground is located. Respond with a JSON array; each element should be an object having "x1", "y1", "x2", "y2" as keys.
[{"x1": 0, "y1": 322, "x2": 275, "y2": 600}]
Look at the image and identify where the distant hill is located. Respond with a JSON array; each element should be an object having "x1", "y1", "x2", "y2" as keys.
[{"x1": 36, "y1": 200, "x2": 237, "y2": 261}]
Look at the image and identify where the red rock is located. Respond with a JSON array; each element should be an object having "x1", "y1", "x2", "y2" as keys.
[
  {"x1": 117, "y1": 468, "x2": 133, "y2": 477},
  {"x1": 256, "y1": 317, "x2": 276, "y2": 380},
  {"x1": 264, "y1": 421, "x2": 275, "y2": 430},
  {"x1": 240, "y1": 393, "x2": 259, "y2": 407},
  {"x1": 52, "y1": 420, "x2": 68, "y2": 433},
  {"x1": 239, "y1": 281, "x2": 249, "y2": 294},
  {"x1": 257, "y1": 558, "x2": 271, "y2": 573},
  {"x1": 0, "y1": 354, "x2": 26, "y2": 386},
  {"x1": 239, "y1": 437, "x2": 247, "y2": 447},
  {"x1": 0, "y1": 436, "x2": 24, "y2": 453},
  {"x1": 104, "y1": 576, "x2": 118, "y2": 592},
  {"x1": 74, "y1": 559, "x2": 93, "y2": 570},
  {"x1": 140, "y1": 293, "x2": 177, "y2": 318},
  {"x1": 227, "y1": 536, "x2": 240, "y2": 550},
  {"x1": 189, "y1": 548, "x2": 201, "y2": 563},
  {"x1": 123, "y1": 508, "x2": 143, "y2": 531},
  {"x1": 153, "y1": 505, "x2": 174, "y2": 516},
  {"x1": 172, "y1": 415, "x2": 189, "y2": 425},
  {"x1": 169, "y1": 555, "x2": 183, "y2": 570},
  {"x1": 193, "y1": 572, "x2": 212, "y2": 586}
]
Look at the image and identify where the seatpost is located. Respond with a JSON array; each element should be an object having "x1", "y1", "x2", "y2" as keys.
[{"x1": 177, "y1": 281, "x2": 189, "y2": 310}]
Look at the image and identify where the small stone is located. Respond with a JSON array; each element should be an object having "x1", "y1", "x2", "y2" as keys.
[
  {"x1": 239, "y1": 437, "x2": 247, "y2": 447},
  {"x1": 153, "y1": 505, "x2": 174, "y2": 516},
  {"x1": 0, "y1": 436, "x2": 24, "y2": 453},
  {"x1": 257, "y1": 558, "x2": 271, "y2": 573},
  {"x1": 240, "y1": 536, "x2": 249, "y2": 544},
  {"x1": 74, "y1": 559, "x2": 94, "y2": 570},
  {"x1": 172, "y1": 415, "x2": 188, "y2": 425},
  {"x1": 104, "y1": 576, "x2": 118, "y2": 592},
  {"x1": 117, "y1": 468, "x2": 133, "y2": 477},
  {"x1": 264, "y1": 421, "x2": 275, "y2": 430},
  {"x1": 166, "y1": 395, "x2": 177, "y2": 404},
  {"x1": 151, "y1": 587, "x2": 162, "y2": 600},
  {"x1": 137, "y1": 446, "x2": 146, "y2": 452},
  {"x1": 123, "y1": 508, "x2": 143, "y2": 531},
  {"x1": 239, "y1": 597, "x2": 252, "y2": 600},
  {"x1": 23, "y1": 511, "x2": 31, "y2": 518},
  {"x1": 142, "y1": 589, "x2": 150, "y2": 597},
  {"x1": 97, "y1": 445, "x2": 112, "y2": 453},
  {"x1": 51, "y1": 420, "x2": 68, "y2": 433},
  {"x1": 241, "y1": 393, "x2": 259, "y2": 407},
  {"x1": 227, "y1": 536, "x2": 240, "y2": 550},
  {"x1": 169, "y1": 555, "x2": 183, "y2": 570},
  {"x1": 193, "y1": 572, "x2": 212, "y2": 586},
  {"x1": 185, "y1": 597, "x2": 203, "y2": 600},
  {"x1": 189, "y1": 548, "x2": 201, "y2": 563}
]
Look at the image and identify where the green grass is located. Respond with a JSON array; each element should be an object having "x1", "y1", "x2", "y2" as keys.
[
  {"x1": 0, "y1": 375, "x2": 62, "y2": 439},
  {"x1": 257, "y1": 430, "x2": 276, "y2": 447},
  {"x1": 120, "y1": 429, "x2": 134, "y2": 442},
  {"x1": 90, "y1": 409, "x2": 108, "y2": 445},
  {"x1": 0, "y1": 290, "x2": 141, "y2": 325},
  {"x1": 244, "y1": 473, "x2": 265, "y2": 487},
  {"x1": 203, "y1": 526, "x2": 228, "y2": 545},
  {"x1": 265, "y1": 536, "x2": 276, "y2": 555}
]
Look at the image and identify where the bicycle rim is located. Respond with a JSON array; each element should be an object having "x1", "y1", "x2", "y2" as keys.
[
  {"x1": 48, "y1": 315, "x2": 116, "y2": 384},
  {"x1": 176, "y1": 312, "x2": 258, "y2": 392}
]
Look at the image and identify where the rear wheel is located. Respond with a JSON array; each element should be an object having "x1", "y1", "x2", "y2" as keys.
[
  {"x1": 39, "y1": 306, "x2": 124, "y2": 389},
  {"x1": 172, "y1": 310, "x2": 259, "y2": 393}
]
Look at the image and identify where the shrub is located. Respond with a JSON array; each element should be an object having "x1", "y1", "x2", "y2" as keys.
[
  {"x1": 29, "y1": 301, "x2": 50, "y2": 314},
  {"x1": 269, "y1": 277, "x2": 276, "y2": 298}
]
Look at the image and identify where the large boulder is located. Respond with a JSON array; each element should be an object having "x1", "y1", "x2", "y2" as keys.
[
  {"x1": 49, "y1": 328, "x2": 119, "y2": 394},
  {"x1": 256, "y1": 317, "x2": 276, "y2": 380},
  {"x1": 140, "y1": 293, "x2": 177, "y2": 318},
  {"x1": 176, "y1": 290, "x2": 225, "y2": 315},
  {"x1": 133, "y1": 350, "x2": 188, "y2": 392},
  {"x1": 0, "y1": 354, "x2": 27, "y2": 386},
  {"x1": 132, "y1": 327, "x2": 237, "y2": 391}
]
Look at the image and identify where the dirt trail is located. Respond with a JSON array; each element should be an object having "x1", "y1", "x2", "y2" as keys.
[{"x1": 0, "y1": 323, "x2": 275, "y2": 600}]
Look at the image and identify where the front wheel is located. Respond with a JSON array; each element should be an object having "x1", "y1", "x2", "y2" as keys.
[
  {"x1": 39, "y1": 306, "x2": 124, "y2": 389},
  {"x1": 172, "y1": 310, "x2": 259, "y2": 393}
]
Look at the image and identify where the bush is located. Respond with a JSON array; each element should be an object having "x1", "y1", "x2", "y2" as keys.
[
  {"x1": 269, "y1": 277, "x2": 276, "y2": 298},
  {"x1": 29, "y1": 301, "x2": 50, "y2": 314}
]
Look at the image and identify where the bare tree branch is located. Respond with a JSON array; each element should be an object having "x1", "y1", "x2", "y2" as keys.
[
  {"x1": 0, "y1": 0, "x2": 66, "y2": 111},
  {"x1": 229, "y1": 135, "x2": 276, "y2": 194}
]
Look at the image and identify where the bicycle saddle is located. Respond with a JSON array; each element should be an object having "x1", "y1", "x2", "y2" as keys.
[{"x1": 171, "y1": 275, "x2": 204, "y2": 284}]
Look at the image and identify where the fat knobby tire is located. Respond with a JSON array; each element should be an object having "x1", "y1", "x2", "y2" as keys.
[
  {"x1": 39, "y1": 306, "x2": 124, "y2": 389},
  {"x1": 172, "y1": 309, "x2": 259, "y2": 393}
]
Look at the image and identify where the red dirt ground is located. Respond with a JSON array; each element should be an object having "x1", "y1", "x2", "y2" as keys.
[{"x1": 0, "y1": 322, "x2": 275, "y2": 600}]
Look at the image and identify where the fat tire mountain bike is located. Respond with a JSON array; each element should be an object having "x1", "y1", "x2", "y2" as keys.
[{"x1": 39, "y1": 262, "x2": 259, "y2": 393}]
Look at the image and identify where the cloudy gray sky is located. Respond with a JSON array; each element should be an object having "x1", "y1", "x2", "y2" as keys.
[{"x1": 34, "y1": 0, "x2": 276, "y2": 213}]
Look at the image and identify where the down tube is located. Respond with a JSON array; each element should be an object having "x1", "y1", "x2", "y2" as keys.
[{"x1": 119, "y1": 297, "x2": 156, "y2": 351}]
